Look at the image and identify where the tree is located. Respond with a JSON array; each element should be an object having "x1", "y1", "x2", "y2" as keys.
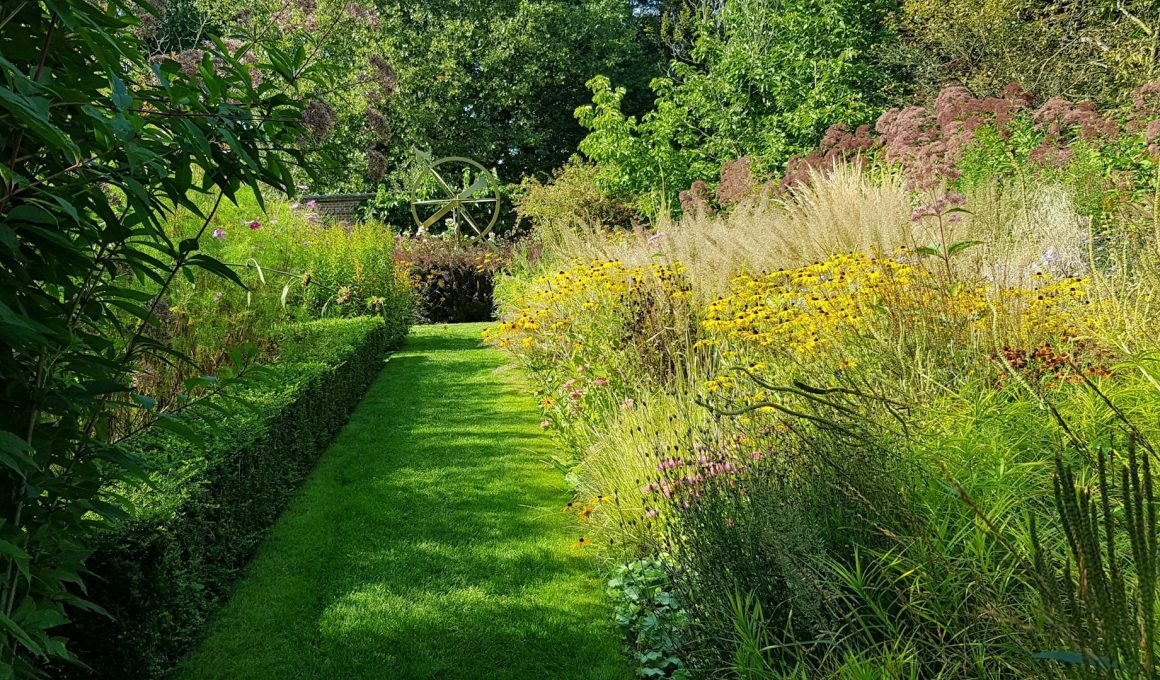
[
  {"x1": 361, "y1": 0, "x2": 659, "y2": 190},
  {"x1": 0, "y1": 0, "x2": 356, "y2": 673},
  {"x1": 892, "y1": 0, "x2": 1159, "y2": 105},
  {"x1": 577, "y1": 0, "x2": 899, "y2": 214}
]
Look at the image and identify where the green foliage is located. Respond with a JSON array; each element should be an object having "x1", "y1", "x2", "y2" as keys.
[
  {"x1": 362, "y1": 0, "x2": 660, "y2": 192},
  {"x1": 65, "y1": 316, "x2": 406, "y2": 678},
  {"x1": 576, "y1": 0, "x2": 899, "y2": 213},
  {"x1": 1031, "y1": 435, "x2": 1159, "y2": 676},
  {"x1": 193, "y1": 0, "x2": 399, "y2": 192},
  {"x1": 892, "y1": 0, "x2": 1159, "y2": 105},
  {"x1": 0, "y1": 0, "x2": 342, "y2": 673},
  {"x1": 954, "y1": 116, "x2": 1160, "y2": 229},
  {"x1": 145, "y1": 190, "x2": 412, "y2": 394},
  {"x1": 515, "y1": 158, "x2": 638, "y2": 232},
  {"x1": 606, "y1": 559, "x2": 690, "y2": 679}
]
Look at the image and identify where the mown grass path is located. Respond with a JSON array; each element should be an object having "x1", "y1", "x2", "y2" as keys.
[{"x1": 177, "y1": 323, "x2": 629, "y2": 679}]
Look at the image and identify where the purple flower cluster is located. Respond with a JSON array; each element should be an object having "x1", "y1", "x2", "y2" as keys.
[
  {"x1": 782, "y1": 123, "x2": 879, "y2": 189},
  {"x1": 300, "y1": 100, "x2": 336, "y2": 141},
  {"x1": 910, "y1": 193, "x2": 966, "y2": 222},
  {"x1": 640, "y1": 440, "x2": 770, "y2": 519},
  {"x1": 779, "y1": 82, "x2": 1160, "y2": 192},
  {"x1": 715, "y1": 157, "x2": 758, "y2": 207},
  {"x1": 679, "y1": 180, "x2": 715, "y2": 216}
]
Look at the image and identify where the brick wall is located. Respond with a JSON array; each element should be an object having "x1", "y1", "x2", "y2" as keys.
[{"x1": 302, "y1": 193, "x2": 375, "y2": 222}]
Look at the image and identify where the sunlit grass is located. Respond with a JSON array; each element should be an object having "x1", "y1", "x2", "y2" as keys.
[{"x1": 176, "y1": 323, "x2": 630, "y2": 679}]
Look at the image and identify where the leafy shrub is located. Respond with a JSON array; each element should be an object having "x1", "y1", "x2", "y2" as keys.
[
  {"x1": 131, "y1": 190, "x2": 412, "y2": 418},
  {"x1": 515, "y1": 159, "x2": 638, "y2": 232},
  {"x1": 575, "y1": 0, "x2": 897, "y2": 214},
  {"x1": 893, "y1": 0, "x2": 1157, "y2": 106},
  {"x1": 65, "y1": 316, "x2": 407, "y2": 678},
  {"x1": 0, "y1": 0, "x2": 359, "y2": 672},
  {"x1": 395, "y1": 236, "x2": 510, "y2": 323},
  {"x1": 606, "y1": 560, "x2": 690, "y2": 679}
]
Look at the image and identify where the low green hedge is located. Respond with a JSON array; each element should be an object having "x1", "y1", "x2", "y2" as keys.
[{"x1": 66, "y1": 315, "x2": 408, "y2": 678}]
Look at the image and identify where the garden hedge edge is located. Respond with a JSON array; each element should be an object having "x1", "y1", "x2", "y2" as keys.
[{"x1": 65, "y1": 316, "x2": 408, "y2": 678}]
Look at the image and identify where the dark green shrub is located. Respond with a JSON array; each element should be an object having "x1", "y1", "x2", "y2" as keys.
[
  {"x1": 396, "y1": 237, "x2": 510, "y2": 323},
  {"x1": 65, "y1": 316, "x2": 407, "y2": 678}
]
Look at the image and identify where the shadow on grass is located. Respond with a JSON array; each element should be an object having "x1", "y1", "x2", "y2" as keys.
[{"x1": 176, "y1": 325, "x2": 629, "y2": 680}]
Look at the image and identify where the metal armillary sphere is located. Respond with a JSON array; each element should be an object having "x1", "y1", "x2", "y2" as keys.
[{"x1": 408, "y1": 153, "x2": 502, "y2": 241}]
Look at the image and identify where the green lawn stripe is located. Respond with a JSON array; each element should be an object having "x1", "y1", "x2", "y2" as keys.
[{"x1": 176, "y1": 323, "x2": 629, "y2": 680}]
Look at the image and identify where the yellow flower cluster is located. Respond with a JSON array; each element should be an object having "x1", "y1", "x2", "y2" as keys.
[
  {"x1": 700, "y1": 251, "x2": 1095, "y2": 362},
  {"x1": 1011, "y1": 274, "x2": 1091, "y2": 339},
  {"x1": 484, "y1": 259, "x2": 691, "y2": 350},
  {"x1": 700, "y1": 251, "x2": 979, "y2": 357}
]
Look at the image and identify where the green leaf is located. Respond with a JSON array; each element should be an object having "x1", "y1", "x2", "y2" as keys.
[
  {"x1": 110, "y1": 74, "x2": 131, "y2": 111},
  {"x1": 185, "y1": 254, "x2": 247, "y2": 288},
  {"x1": 1032, "y1": 651, "x2": 1123, "y2": 670},
  {"x1": 248, "y1": 258, "x2": 266, "y2": 284},
  {"x1": 0, "y1": 540, "x2": 30, "y2": 582},
  {"x1": 947, "y1": 240, "x2": 984, "y2": 257},
  {"x1": 152, "y1": 414, "x2": 205, "y2": 447},
  {"x1": 0, "y1": 611, "x2": 40, "y2": 656}
]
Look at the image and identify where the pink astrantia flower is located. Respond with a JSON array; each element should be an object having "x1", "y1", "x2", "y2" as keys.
[
  {"x1": 212, "y1": 228, "x2": 227, "y2": 239},
  {"x1": 249, "y1": 220, "x2": 261, "y2": 230},
  {"x1": 213, "y1": 291, "x2": 223, "y2": 301},
  {"x1": 593, "y1": 377, "x2": 608, "y2": 387},
  {"x1": 540, "y1": 420, "x2": 551, "y2": 429},
  {"x1": 305, "y1": 199, "x2": 317, "y2": 208},
  {"x1": 644, "y1": 509, "x2": 659, "y2": 519}
]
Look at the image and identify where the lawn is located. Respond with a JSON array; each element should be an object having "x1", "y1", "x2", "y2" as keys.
[{"x1": 176, "y1": 323, "x2": 630, "y2": 679}]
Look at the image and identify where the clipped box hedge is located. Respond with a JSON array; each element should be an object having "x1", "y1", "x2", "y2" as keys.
[{"x1": 67, "y1": 315, "x2": 408, "y2": 678}]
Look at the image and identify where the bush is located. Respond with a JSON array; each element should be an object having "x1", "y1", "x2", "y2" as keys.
[
  {"x1": 132, "y1": 190, "x2": 413, "y2": 409},
  {"x1": 395, "y1": 235, "x2": 510, "y2": 323},
  {"x1": 606, "y1": 560, "x2": 690, "y2": 679},
  {"x1": 515, "y1": 159, "x2": 639, "y2": 233},
  {"x1": 65, "y1": 316, "x2": 408, "y2": 678}
]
